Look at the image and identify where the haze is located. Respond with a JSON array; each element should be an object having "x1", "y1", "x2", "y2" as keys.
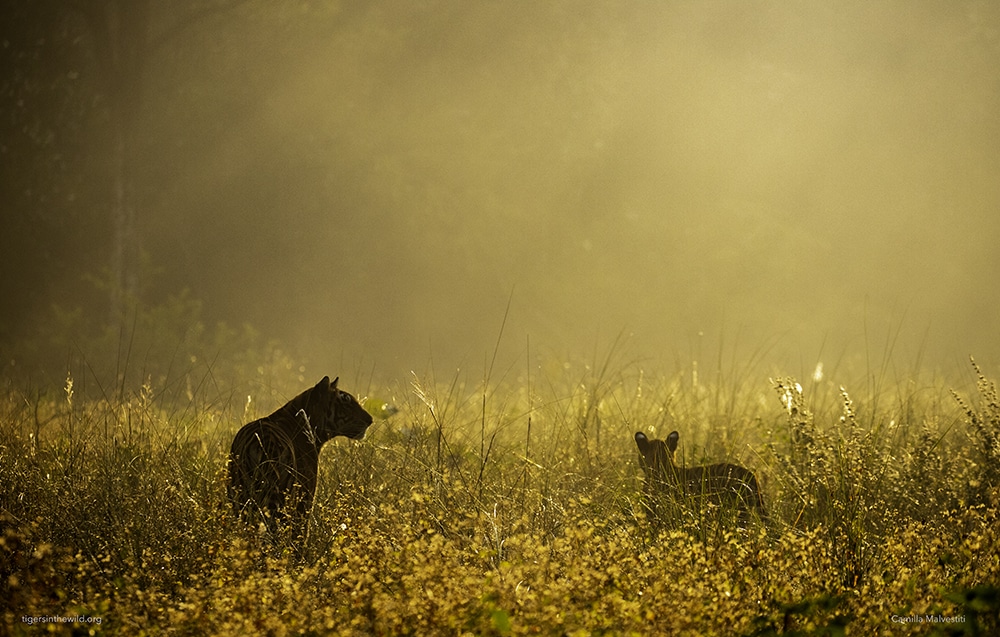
[{"x1": 3, "y1": 1, "x2": 998, "y2": 382}]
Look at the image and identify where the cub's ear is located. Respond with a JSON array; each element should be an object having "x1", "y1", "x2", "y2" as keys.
[
  {"x1": 666, "y1": 431, "x2": 680, "y2": 453},
  {"x1": 316, "y1": 376, "x2": 331, "y2": 390},
  {"x1": 635, "y1": 431, "x2": 651, "y2": 454},
  {"x1": 331, "y1": 376, "x2": 339, "y2": 391}
]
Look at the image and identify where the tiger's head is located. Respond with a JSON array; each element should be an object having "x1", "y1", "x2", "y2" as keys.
[
  {"x1": 299, "y1": 376, "x2": 374, "y2": 442},
  {"x1": 634, "y1": 431, "x2": 680, "y2": 486}
]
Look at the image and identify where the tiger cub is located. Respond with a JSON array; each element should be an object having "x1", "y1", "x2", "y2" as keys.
[{"x1": 635, "y1": 430, "x2": 767, "y2": 524}]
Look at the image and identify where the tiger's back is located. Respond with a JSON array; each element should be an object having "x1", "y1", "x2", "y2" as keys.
[{"x1": 227, "y1": 419, "x2": 306, "y2": 529}]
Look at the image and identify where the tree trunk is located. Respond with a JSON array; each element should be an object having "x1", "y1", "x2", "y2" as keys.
[
  {"x1": 109, "y1": 88, "x2": 140, "y2": 324},
  {"x1": 78, "y1": 0, "x2": 149, "y2": 324}
]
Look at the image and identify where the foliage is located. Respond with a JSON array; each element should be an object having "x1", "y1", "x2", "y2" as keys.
[
  {"x1": 5, "y1": 277, "x2": 307, "y2": 409},
  {"x1": 1, "y1": 356, "x2": 998, "y2": 635}
]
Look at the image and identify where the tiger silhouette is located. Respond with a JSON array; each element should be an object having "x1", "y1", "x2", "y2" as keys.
[
  {"x1": 635, "y1": 430, "x2": 767, "y2": 524},
  {"x1": 228, "y1": 376, "x2": 373, "y2": 537}
]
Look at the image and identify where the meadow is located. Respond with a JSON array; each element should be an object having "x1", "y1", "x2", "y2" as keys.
[{"x1": 2, "y1": 344, "x2": 999, "y2": 635}]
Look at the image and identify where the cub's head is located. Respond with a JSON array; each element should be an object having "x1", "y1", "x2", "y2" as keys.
[
  {"x1": 306, "y1": 376, "x2": 374, "y2": 440},
  {"x1": 634, "y1": 431, "x2": 679, "y2": 480}
]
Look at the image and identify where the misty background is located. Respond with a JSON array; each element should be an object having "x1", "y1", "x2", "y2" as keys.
[{"x1": 2, "y1": 0, "x2": 998, "y2": 387}]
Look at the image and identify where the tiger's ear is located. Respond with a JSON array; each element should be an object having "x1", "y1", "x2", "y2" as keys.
[
  {"x1": 331, "y1": 376, "x2": 339, "y2": 391},
  {"x1": 666, "y1": 431, "x2": 680, "y2": 453},
  {"x1": 635, "y1": 431, "x2": 651, "y2": 455},
  {"x1": 316, "y1": 376, "x2": 331, "y2": 391}
]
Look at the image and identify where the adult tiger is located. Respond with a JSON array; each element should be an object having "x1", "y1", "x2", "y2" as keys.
[{"x1": 228, "y1": 376, "x2": 373, "y2": 537}]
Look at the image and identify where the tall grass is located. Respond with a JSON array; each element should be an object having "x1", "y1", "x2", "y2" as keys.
[{"x1": 1, "y1": 350, "x2": 998, "y2": 635}]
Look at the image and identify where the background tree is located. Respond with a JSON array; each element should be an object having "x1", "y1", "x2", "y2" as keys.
[
  {"x1": 68, "y1": 0, "x2": 260, "y2": 323},
  {"x1": 2, "y1": 1, "x2": 998, "y2": 382}
]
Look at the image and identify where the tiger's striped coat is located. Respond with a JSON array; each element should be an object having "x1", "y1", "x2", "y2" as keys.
[{"x1": 228, "y1": 376, "x2": 373, "y2": 536}]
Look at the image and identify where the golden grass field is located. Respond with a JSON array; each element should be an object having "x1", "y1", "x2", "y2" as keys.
[{"x1": 2, "y1": 352, "x2": 998, "y2": 635}]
